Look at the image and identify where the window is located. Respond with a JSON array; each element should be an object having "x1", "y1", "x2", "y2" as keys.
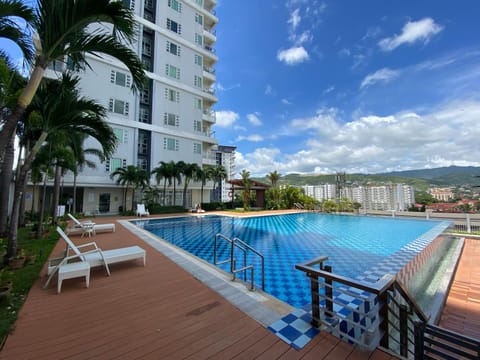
[
  {"x1": 138, "y1": 134, "x2": 149, "y2": 155},
  {"x1": 142, "y1": 35, "x2": 152, "y2": 56},
  {"x1": 165, "y1": 88, "x2": 180, "y2": 102},
  {"x1": 168, "y1": 0, "x2": 182, "y2": 12},
  {"x1": 194, "y1": 98, "x2": 202, "y2": 110},
  {"x1": 194, "y1": 75, "x2": 202, "y2": 88},
  {"x1": 106, "y1": 158, "x2": 126, "y2": 173},
  {"x1": 195, "y1": 0, "x2": 203, "y2": 6},
  {"x1": 167, "y1": 18, "x2": 181, "y2": 34},
  {"x1": 142, "y1": 57, "x2": 152, "y2": 72},
  {"x1": 113, "y1": 128, "x2": 128, "y2": 143},
  {"x1": 140, "y1": 87, "x2": 150, "y2": 104},
  {"x1": 123, "y1": 0, "x2": 135, "y2": 10},
  {"x1": 195, "y1": 33, "x2": 203, "y2": 46},
  {"x1": 110, "y1": 71, "x2": 131, "y2": 87},
  {"x1": 164, "y1": 137, "x2": 179, "y2": 151},
  {"x1": 138, "y1": 158, "x2": 148, "y2": 171},
  {"x1": 164, "y1": 113, "x2": 179, "y2": 127},
  {"x1": 193, "y1": 143, "x2": 202, "y2": 154},
  {"x1": 194, "y1": 54, "x2": 203, "y2": 66},
  {"x1": 108, "y1": 99, "x2": 129, "y2": 116},
  {"x1": 194, "y1": 120, "x2": 202, "y2": 132},
  {"x1": 144, "y1": 0, "x2": 153, "y2": 11},
  {"x1": 165, "y1": 64, "x2": 180, "y2": 79},
  {"x1": 166, "y1": 41, "x2": 181, "y2": 56},
  {"x1": 195, "y1": 13, "x2": 203, "y2": 25},
  {"x1": 139, "y1": 107, "x2": 150, "y2": 123}
]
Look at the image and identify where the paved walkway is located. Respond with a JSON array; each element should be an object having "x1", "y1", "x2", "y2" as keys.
[{"x1": 438, "y1": 238, "x2": 480, "y2": 339}]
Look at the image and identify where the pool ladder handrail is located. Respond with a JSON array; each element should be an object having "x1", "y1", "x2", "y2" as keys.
[{"x1": 214, "y1": 233, "x2": 265, "y2": 291}]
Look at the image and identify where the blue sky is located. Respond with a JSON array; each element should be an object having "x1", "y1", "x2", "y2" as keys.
[{"x1": 213, "y1": 0, "x2": 480, "y2": 176}]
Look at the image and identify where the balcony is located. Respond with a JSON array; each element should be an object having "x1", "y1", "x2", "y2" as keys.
[
  {"x1": 203, "y1": 26, "x2": 216, "y2": 42},
  {"x1": 202, "y1": 109, "x2": 216, "y2": 123},
  {"x1": 202, "y1": 151, "x2": 217, "y2": 166}
]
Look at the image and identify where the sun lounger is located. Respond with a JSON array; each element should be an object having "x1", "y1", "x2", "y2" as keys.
[
  {"x1": 66, "y1": 213, "x2": 115, "y2": 236},
  {"x1": 44, "y1": 227, "x2": 146, "y2": 289}
]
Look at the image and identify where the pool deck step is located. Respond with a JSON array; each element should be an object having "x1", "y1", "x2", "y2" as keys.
[{"x1": 0, "y1": 215, "x2": 396, "y2": 359}]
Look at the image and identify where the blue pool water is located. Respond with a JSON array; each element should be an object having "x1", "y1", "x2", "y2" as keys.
[{"x1": 133, "y1": 213, "x2": 448, "y2": 308}]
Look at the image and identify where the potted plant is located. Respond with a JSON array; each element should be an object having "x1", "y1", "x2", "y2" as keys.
[{"x1": 9, "y1": 249, "x2": 26, "y2": 270}]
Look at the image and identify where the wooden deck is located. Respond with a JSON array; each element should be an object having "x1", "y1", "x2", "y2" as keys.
[{"x1": 0, "y1": 216, "x2": 395, "y2": 360}]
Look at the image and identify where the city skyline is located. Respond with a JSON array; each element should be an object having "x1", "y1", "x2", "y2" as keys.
[{"x1": 213, "y1": 0, "x2": 480, "y2": 177}]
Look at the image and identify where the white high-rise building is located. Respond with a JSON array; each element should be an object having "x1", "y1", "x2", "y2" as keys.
[{"x1": 34, "y1": 0, "x2": 219, "y2": 215}]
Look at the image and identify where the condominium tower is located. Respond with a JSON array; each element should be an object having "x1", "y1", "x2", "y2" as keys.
[{"x1": 33, "y1": 0, "x2": 219, "y2": 215}]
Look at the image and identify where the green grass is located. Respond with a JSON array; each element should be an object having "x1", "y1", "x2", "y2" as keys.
[{"x1": 0, "y1": 226, "x2": 58, "y2": 346}]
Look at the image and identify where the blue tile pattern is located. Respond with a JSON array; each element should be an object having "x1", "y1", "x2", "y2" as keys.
[{"x1": 267, "y1": 307, "x2": 320, "y2": 349}]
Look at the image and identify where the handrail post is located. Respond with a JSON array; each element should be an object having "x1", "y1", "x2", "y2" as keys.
[
  {"x1": 325, "y1": 265, "x2": 333, "y2": 316},
  {"x1": 379, "y1": 290, "x2": 389, "y2": 349},
  {"x1": 309, "y1": 273, "x2": 320, "y2": 328},
  {"x1": 414, "y1": 321, "x2": 425, "y2": 360},
  {"x1": 399, "y1": 304, "x2": 408, "y2": 357}
]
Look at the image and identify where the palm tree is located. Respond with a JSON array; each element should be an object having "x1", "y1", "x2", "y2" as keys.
[
  {"x1": 111, "y1": 165, "x2": 149, "y2": 212},
  {"x1": 195, "y1": 166, "x2": 211, "y2": 206},
  {"x1": 152, "y1": 161, "x2": 174, "y2": 206},
  {"x1": 179, "y1": 162, "x2": 200, "y2": 209},
  {"x1": 0, "y1": 0, "x2": 145, "y2": 167},
  {"x1": 240, "y1": 169, "x2": 251, "y2": 210},
  {"x1": 0, "y1": 56, "x2": 25, "y2": 235},
  {"x1": 0, "y1": 0, "x2": 35, "y2": 63},
  {"x1": 171, "y1": 161, "x2": 183, "y2": 206},
  {"x1": 210, "y1": 165, "x2": 227, "y2": 201},
  {"x1": 5, "y1": 73, "x2": 116, "y2": 260},
  {"x1": 266, "y1": 170, "x2": 281, "y2": 188}
]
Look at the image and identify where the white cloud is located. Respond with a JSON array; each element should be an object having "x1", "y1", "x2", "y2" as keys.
[
  {"x1": 215, "y1": 110, "x2": 239, "y2": 127},
  {"x1": 281, "y1": 98, "x2": 292, "y2": 105},
  {"x1": 277, "y1": 46, "x2": 309, "y2": 65},
  {"x1": 288, "y1": 8, "x2": 301, "y2": 31},
  {"x1": 247, "y1": 113, "x2": 263, "y2": 126},
  {"x1": 322, "y1": 85, "x2": 335, "y2": 95},
  {"x1": 379, "y1": 18, "x2": 444, "y2": 52},
  {"x1": 360, "y1": 68, "x2": 400, "y2": 89},
  {"x1": 265, "y1": 84, "x2": 275, "y2": 96},
  {"x1": 236, "y1": 134, "x2": 264, "y2": 142},
  {"x1": 238, "y1": 101, "x2": 480, "y2": 176},
  {"x1": 216, "y1": 82, "x2": 240, "y2": 92}
]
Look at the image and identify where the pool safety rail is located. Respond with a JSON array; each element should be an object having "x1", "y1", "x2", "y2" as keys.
[
  {"x1": 296, "y1": 256, "x2": 480, "y2": 359},
  {"x1": 213, "y1": 233, "x2": 265, "y2": 291}
]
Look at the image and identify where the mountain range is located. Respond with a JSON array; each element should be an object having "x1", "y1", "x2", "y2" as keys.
[{"x1": 257, "y1": 166, "x2": 480, "y2": 192}]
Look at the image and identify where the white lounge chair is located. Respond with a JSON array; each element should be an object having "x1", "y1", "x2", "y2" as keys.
[
  {"x1": 66, "y1": 213, "x2": 115, "y2": 236},
  {"x1": 136, "y1": 204, "x2": 150, "y2": 217},
  {"x1": 44, "y1": 227, "x2": 146, "y2": 289}
]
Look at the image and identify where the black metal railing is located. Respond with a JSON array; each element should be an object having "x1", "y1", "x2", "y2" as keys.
[{"x1": 296, "y1": 256, "x2": 480, "y2": 358}]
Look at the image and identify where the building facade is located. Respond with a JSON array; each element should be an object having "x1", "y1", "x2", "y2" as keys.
[
  {"x1": 302, "y1": 183, "x2": 416, "y2": 211},
  {"x1": 26, "y1": 0, "x2": 219, "y2": 215}
]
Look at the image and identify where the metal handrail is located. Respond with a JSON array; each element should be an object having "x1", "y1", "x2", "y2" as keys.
[
  {"x1": 214, "y1": 233, "x2": 265, "y2": 291},
  {"x1": 296, "y1": 255, "x2": 480, "y2": 358}
]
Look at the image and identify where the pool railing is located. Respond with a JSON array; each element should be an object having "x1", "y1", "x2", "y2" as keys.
[{"x1": 296, "y1": 256, "x2": 480, "y2": 359}]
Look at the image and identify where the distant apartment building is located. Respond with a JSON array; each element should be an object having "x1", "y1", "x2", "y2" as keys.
[
  {"x1": 302, "y1": 183, "x2": 415, "y2": 211},
  {"x1": 213, "y1": 145, "x2": 236, "y2": 202},
  {"x1": 430, "y1": 188, "x2": 454, "y2": 201},
  {"x1": 26, "y1": 0, "x2": 220, "y2": 215}
]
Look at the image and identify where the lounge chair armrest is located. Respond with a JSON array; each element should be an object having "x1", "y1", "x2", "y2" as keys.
[{"x1": 77, "y1": 242, "x2": 99, "y2": 250}]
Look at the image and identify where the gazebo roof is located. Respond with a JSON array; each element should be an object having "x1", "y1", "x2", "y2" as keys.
[{"x1": 227, "y1": 179, "x2": 271, "y2": 190}]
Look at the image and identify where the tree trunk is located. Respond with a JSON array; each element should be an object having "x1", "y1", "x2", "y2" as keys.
[
  {"x1": 163, "y1": 180, "x2": 167, "y2": 206},
  {"x1": 52, "y1": 164, "x2": 61, "y2": 224},
  {"x1": 6, "y1": 132, "x2": 48, "y2": 253},
  {"x1": 17, "y1": 146, "x2": 26, "y2": 227},
  {"x1": 131, "y1": 187, "x2": 135, "y2": 212},
  {"x1": 0, "y1": 132, "x2": 15, "y2": 236},
  {"x1": 37, "y1": 176, "x2": 47, "y2": 239},
  {"x1": 0, "y1": 66, "x2": 45, "y2": 168}
]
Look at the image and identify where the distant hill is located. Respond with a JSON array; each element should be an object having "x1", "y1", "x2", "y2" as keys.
[{"x1": 255, "y1": 166, "x2": 480, "y2": 192}]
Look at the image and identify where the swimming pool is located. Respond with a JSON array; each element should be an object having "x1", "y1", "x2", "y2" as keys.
[{"x1": 133, "y1": 213, "x2": 450, "y2": 308}]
